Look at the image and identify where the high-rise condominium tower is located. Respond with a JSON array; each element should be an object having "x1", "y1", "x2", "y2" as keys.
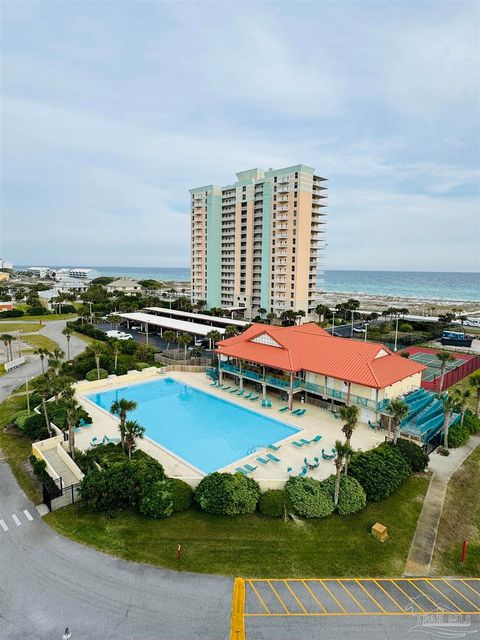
[{"x1": 190, "y1": 165, "x2": 327, "y2": 319}]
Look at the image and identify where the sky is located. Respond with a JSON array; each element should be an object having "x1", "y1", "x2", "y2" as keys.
[{"x1": 1, "y1": 0, "x2": 479, "y2": 272}]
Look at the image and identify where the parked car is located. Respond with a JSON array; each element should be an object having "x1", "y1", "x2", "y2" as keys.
[
  {"x1": 130, "y1": 324, "x2": 141, "y2": 331},
  {"x1": 118, "y1": 332, "x2": 133, "y2": 340},
  {"x1": 105, "y1": 330, "x2": 123, "y2": 338}
]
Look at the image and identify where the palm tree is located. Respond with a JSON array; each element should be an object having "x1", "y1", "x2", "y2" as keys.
[
  {"x1": 386, "y1": 398, "x2": 409, "y2": 444},
  {"x1": 109, "y1": 339, "x2": 121, "y2": 371},
  {"x1": 62, "y1": 327, "x2": 73, "y2": 360},
  {"x1": 206, "y1": 330, "x2": 221, "y2": 350},
  {"x1": 224, "y1": 325, "x2": 238, "y2": 338},
  {"x1": 257, "y1": 307, "x2": 267, "y2": 318},
  {"x1": 47, "y1": 348, "x2": 65, "y2": 376},
  {"x1": 124, "y1": 420, "x2": 145, "y2": 459},
  {"x1": 90, "y1": 342, "x2": 104, "y2": 380},
  {"x1": 33, "y1": 375, "x2": 53, "y2": 436},
  {"x1": 339, "y1": 405, "x2": 359, "y2": 447},
  {"x1": 111, "y1": 398, "x2": 138, "y2": 450},
  {"x1": 436, "y1": 352, "x2": 455, "y2": 392},
  {"x1": 452, "y1": 388, "x2": 471, "y2": 426},
  {"x1": 177, "y1": 333, "x2": 193, "y2": 358},
  {"x1": 333, "y1": 440, "x2": 353, "y2": 506},
  {"x1": 468, "y1": 372, "x2": 480, "y2": 416},
  {"x1": 109, "y1": 314, "x2": 122, "y2": 330},
  {"x1": 63, "y1": 397, "x2": 81, "y2": 459},
  {"x1": 438, "y1": 393, "x2": 457, "y2": 449},
  {"x1": 315, "y1": 304, "x2": 330, "y2": 323},
  {"x1": 266, "y1": 312, "x2": 276, "y2": 325},
  {"x1": 1, "y1": 333, "x2": 14, "y2": 362},
  {"x1": 163, "y1": 330, "x2": 177, "y2": 350},
  {"x1": 34, "y1": 347, "x2": 51, "y2": 374}
]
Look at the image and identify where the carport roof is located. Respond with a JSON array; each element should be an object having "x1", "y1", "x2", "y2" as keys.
[{"x1": 118, "y1": 312, "x2": 226, "y2": 337}]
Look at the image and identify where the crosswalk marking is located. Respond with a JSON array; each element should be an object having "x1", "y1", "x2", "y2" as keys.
[
  {"x1": 23, "y1": 509, "x2": 33, "y2": 521},
  {"x1": 11, "y1": 514, "x2": 21, "y2": 527},
  {"x1": 0, "y1": 519, "x2": 8, "y2": 532}
]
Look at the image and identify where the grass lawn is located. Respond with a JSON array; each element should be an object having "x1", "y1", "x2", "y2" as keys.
[
  {"x1": 22, "y1": 334, "x2": 58, "y2": 352},
  {"x1": 449, "y1": 372, "x2": 479, "y2": 413},
  {"x1": 45, "y1": 474, "x2": 429, "y2": 578},
  {"x1": 0, "y1": 364, "x2": 4, "y2": 377},
  {"x1": 20, "y1": 313, "x2": 77, "y2": 322},
  {"x1": 0, "y1": 394, "x2": 42, "y2": 503},
  {"x1": 72, "y1": 331, "x2": 97, "y2": 345},
  {"x1": 432, "y1": 446, "x2": 480, "y2": 577},
  {"x1": 0, "y1": 322, "x2": 43, "y2": 332}
]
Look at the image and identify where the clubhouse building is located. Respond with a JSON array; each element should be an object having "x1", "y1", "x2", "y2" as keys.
[{"x1": 216, "y1": 323, "x2": 426, "y2": 423}]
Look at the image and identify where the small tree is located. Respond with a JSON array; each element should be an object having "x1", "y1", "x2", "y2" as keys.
[
  {"x1": 177, "y1": 333, "x2": 193, "y2": 358},
  {"x1": 224, "y1": 325, "x2": 238, "y2": 338},
  {"x1": 109, "y1": 339, "x2": 121, "y2": 371},
  {"x1": 124, "y1": 420, "x2": 145, "y2": 459},
  {"x1": 436, "y1": 352, "x2": 455, "y2": 392},
  {"x1": 163, "y1": 330, "x2": 177, "y2": 350},
  {"x1": 111, "y1": 398, "x2": 138, "y2": 450},
  {"x1": 386, "y1": 398, "x2": 409, "y2": 444},
  {"x1": 62, "y1": 327, "x2": 73, "y2": 360},
  {"x1": 206, "y1": 330, "x2": 221, "y2": 350},
  {"x1": 468, "y1": 372, "x2": 480, "y2": 417},
  {"x1": 452, "y1": 388, "x2": 471, "y2": 426},
  {"x1": 438, "y1": 393, "x2": 457, "y2": 449},
  {"x1": 315, "y1": 304, "x2": 330, "y2": 323},
  {"x1": 333, "y1": 440, "x2": 353, "y2": 507}
]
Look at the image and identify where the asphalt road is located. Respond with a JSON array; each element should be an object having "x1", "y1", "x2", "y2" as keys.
[
  {"x1": 0, "y1": 459, "x2": 232, "y2": 640},
  {"x1": 0, "y1": 319, "x2": 86, "y2": 402}
]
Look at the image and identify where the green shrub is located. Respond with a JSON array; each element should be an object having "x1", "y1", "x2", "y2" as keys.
[
  {"x1": 135, "y1": 362, "x2": 150, "y2": 371},
  {"x1": 399, "y1": 323, "x2": 413, "y2": 332},
  {"x1": 162, "y1": 478, "x2": 193, "y2": 512},
  {"x1": 393, "y1": 439, "x2": 430, "y2": 472},
  {"x1": 448, "y1": 423, "x2": 470, "y2": 448},
  {"x1": 11, "y1": 410, "x2": 30, "y2": 429},
  {"x1": 29, "y1": 455, "x2": 57, "y2": 492},
  {"x1": 29, "y1": 392, "x2": 42, "y2": 408},
  {"x1": 139, "y1": 482, "x2": 173, "y2": 518},
  {"x1": 67, "y1": 320, "x2": 108, "y2": 342},
  {"x1": 464, "y1": 411, "x2": 480, "y2": 435},
  {"x1": 285, "y1": 476, "x2": 335, "y2": 519},
  {"x1": 322, "y1": 475, "x2": 367, "y2": 515},
  {"x1": 437, "y1": 446, "x2": 450, "y2": 456},
  {"x1": 26, "y1": 306, "x2": 49, "y2": 315},
  {"x1": 348, "y1": 444, "x2": 411, "y2": 502},
  {"x1": 0, "y1": 309, "x2": 24, "y2": 318},
  {"x1": 85, "y1": 368, "x2": 108, "y2": 381},
  {"x1": 22, "y1": 413, "x2": 49, "y2": 441},
  {"x1": 195, "y1": 472, "x2": 261, "y2": 515},
  {"x1": 258, "y1": 490, "x2": 288, "y2": 518}
]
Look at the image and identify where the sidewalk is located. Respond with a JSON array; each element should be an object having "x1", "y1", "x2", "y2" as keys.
[{"x1": 404, "y1": 435, "x2": 480, "y2": 576}]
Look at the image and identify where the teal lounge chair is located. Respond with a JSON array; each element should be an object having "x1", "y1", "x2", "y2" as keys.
[
  {"x1": 235, "y1": 467, "x2": 248, "y2": 475},
  {"x1": 292, "y1": 441, "x2": 304, "y2": 448},
  {"x1": 244, "y1": 392, "x2": 252, "y2": 400},
  {"x1": 309, "y1": 435, "x2": 322, "y2": 444},
  {"x1": 279, "y1": 406, "x2": 289, "y2": 413},
  {"x1": 267, "y1": 444, "x2": 281, "y2": 451},
  {"x1": 210, "y1": 380, "x2": 218, "y2": 386},
  {"x1": 236, "y1": 390, "x2": 244, "y2": 396},
  {"x1": 244, "y1": 464, "x2": 257, "y2": 473},
  {"x1": 250, "y1": 396, "x2": 259, "y2": 401},
  {"x1": 79, "y1": 418, "x2": 92, "y2": 428},
  {"x1": 299, "y1": 438, "x2": 310, "y2": 446},
  {"x1": 90, "y1": 436, "x2": 101, "y2": 447},
  {"x1": 229, "y1": 388, "x2": 238, "y2": 393},
  {"x1": 261, "y1": 399, "x2": 267, "y2": 408},
  {"x1": 103, "y1": 435, "x2": 120, "y2": 444},
  {"x1": 266, "y1": 453, "x2": 281, "y2": 463},
  {"x1": 222, "y1": 385, "x2": 231, "y2": 391},
  {"x1": 297, "y1": 409, "x2": 306, "y2": 416},
  {"x1": 256, "y1": 456, "x2": 270, "y2": 465},
  {"x1": 267, "y1": 400, "x2": 272, "y2": 408},
  {"x1": 298, "y1": 466, "x2": 308, "y2": 477},
  {"x1": 291, "y1": 409, "x2": 301, "y2": 415}
]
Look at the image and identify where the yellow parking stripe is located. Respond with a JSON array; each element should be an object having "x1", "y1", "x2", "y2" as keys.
[
  {"x1": 443, "y1": 579, "x2": 480, "y2": 610},
  {"x1": 355, "y1": 579, "x2": 386, "y2": 613},
  {"x1": 267, "y1": 580, "x2": 289, "y2": 614},
  {"x1": 388, "y1": 580, "x2": 427, "y2": 613},
  {"x1": 283, "y1": 581, "x2": 308, "y2": 613},
  {"x1": 230, "y1": 578, "x2": 245, "y2": 640},
  {"x1": 407, "y1": 579, "x2": 439, "y2": 611},
  {"x1": 248, "y1": 580, "x2": 270, "y2": 614},
  {"x1": 338, "y1": 581, "x2": 366, "y2": 613},
  {"x1": 427, "y1": 580, "x2": 464, "y2": 612},
  {"x1": 373, "y1": 580, "x2": 404, "y2": 612},
  {"x1": 244, "y1": 611, "x2": 480, "y2": 617},
  {"x1": 319, "y1": 580, "x2": 347, "y2": 612},
  {"x1": 461, "y1": 580, "x2": 480, "y2": 598},
  {"x1": 301, "y1": 580, "x2": 327, "y2": 613}
]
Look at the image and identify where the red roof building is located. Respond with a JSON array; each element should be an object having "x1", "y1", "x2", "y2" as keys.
[{"x1": 215, "y1": 323, "x2": 425, "y2": 419}]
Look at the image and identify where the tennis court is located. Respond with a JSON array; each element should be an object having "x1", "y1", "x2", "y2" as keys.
[
  {"x1": 401, "y1": 346, "x2": 479, "y2": 391},
  {"x1": 406, "y1": 351, "x2": 467, "y2": 382}
]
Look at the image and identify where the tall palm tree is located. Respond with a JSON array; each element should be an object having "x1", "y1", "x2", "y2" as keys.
[
  {"x1": 438, "y1": 393, "x2": 457, "y2": 449},
  {"x1": 206, "y1": 330, "x2": 221, "y2": 350},
  {"x1": 111, "y1": 398, "x2": 138, "y2": 450},
  {"x1": 436, "y1": 352, "x2": 455, "y2": 392},
  {"x1": 47, "y1": 348, "x2": 65, "y2": 376},
  {"x1": 109, "y1": 339, "x2": 121, "y2": 371},
  {"x1": 386, "y1": 398, "x2": 409, "y2": 444},
  {"x1": 1, "y1": 334, "x2": 14, "y2": 362},
  {"x1": 177, "y1": 333, "x2": 193, "y2": 358},
  {"x1": 33, "y1": 375, "x2": 53, "y2": 436},
  {"x1": 468, "y1": 372, "x2": 480, "y2": 417},
  {"x1": 266, "y1": 312, "x2": 276, "y2": 325},
  {"x1": 124, "y1": 420, "x2": 145, "y2": 459},
  {"x1": 63, "y1": 397, "x2": 81, "y2": 459},
  {"x1": 333, "y1": 440, "x2": 353, "y2": 506},
  {"x1": 109, "y1": 314, "x2": 122, "y2": 330},
  {"x1": 452, "y1": 388, "x2": 471, "y2": 426},
  {"x1": 90, "y1": 342, "x2": 104, "y2": 380},
  {"x1": 224, "y1": 325, "x2": 238, "y2": 338},
  {"x1": 62, "y1": 327, "x2": 73, "y2": 360},
  {"x1": 34, "y1": 347, "x2": 51, "y2": 374},
  {"x1": 339, "y1": 405, "x2": 359, "y2": 447}
]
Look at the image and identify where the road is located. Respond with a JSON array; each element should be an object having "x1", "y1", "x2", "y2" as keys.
[
  {"x1": 0, "y1": 319, "x2": 86, "y2": 402},
  {"x1": 0, "y1": 459, "x2": 232, "y2": 640}
]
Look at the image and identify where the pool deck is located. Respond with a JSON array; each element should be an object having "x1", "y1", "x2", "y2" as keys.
[{"x1": 74, "y1": 368, "x2": 385, "y2": 488}]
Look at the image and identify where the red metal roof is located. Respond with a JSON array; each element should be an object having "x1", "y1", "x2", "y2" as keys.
[{"x1": 216, "y1": 323, "x2": 426, "y2": 389}]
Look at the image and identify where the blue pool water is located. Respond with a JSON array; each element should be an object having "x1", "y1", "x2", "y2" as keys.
[{"x1": 86, "y1": 378, "x2": 300, "y2": 473}]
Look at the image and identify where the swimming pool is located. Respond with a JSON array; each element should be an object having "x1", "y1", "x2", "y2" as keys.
[{"x1": 86, "y1": 377, "x2": 300, "y2": 473}]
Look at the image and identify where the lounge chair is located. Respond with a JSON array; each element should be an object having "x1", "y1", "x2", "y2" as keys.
[
  {"x1": 103, "y1": 435, "x2": 120, "y2": 444},
  {"x1": 79, "y1": 418, "x2": 92, "y2": 428},
  {"x1": 291, "y1": 409, "x2": 301, "y2": 415},
  {"x1": 229, "y1": 388, "x2": 238, "y2": 393},
  {"x1": 236, "y1": 390, "x2": 244, "y2": 396},
  {"x1": 90, "y1": 436, "x2": 101, "y2": 447},
  {"x1": 309, "y1": 435, "x2": 322, "y2": 444},
  {"x1": 296, "y1": 409, "x2": 306, "y2": 417},
  {"x1": 267, "y1": 400, "x2": 272, "y2": 408},
  {"x1": 267, "y1": 444, "x2": 281, "y2": 451},
  {"x1": 250, "y1": 396, "x2": 259, "y2": 401},
  {"x1": 244, "y1": 464, "x2": 257, "y2": 473},
  {"x1": 244, "y1": 392, "x2": 253, "y2": 400},
  {"x1": 210, "y1": 380, "x2": 218, "y2": 386},
  {"x1": 235, "y1": 467, "x2": 248, "y2": 475},
  {"x1": 261, "y1": 399, "x2": 267, "y2": 408},
  {"x1": 266, "y1": 453, "x2": 281, "y2": 463},
  {"x1": 368, "y1": 420, "x2": 380, "y2": 431},
  {"x1": 299, "y1": 438, "x2": 310, "y2": 446},
  {"x1": 256, "y1": 456, "x2": 270, "y2": 465},
  {"x1": 222, "y1": 385, "x2": 231, "y2": 391},
  {"x1": 298, "y1": 466, "x2": 308, "y2": 477},
  {"x1": 279, "y1": 406, "x2": 289, "y2": 413},
  {"x1": 292, "y1": 441, "x2": 305, "y2": 448}
]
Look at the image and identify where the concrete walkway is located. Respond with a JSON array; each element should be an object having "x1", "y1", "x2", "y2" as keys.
[
  {"x1": 42, "y1": 448, "x2": 79, "y2": 486},
  {"x1": 404, "y1": 435, "x2": 480, "y2": 576}
]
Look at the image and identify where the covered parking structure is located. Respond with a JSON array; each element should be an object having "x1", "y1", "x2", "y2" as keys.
[
  {"x1": 144, "y1": 307, "x2": 248, "y2": 330},
  {"x1": 118, "y1": 311, "x2": 226, "y2": 345}
]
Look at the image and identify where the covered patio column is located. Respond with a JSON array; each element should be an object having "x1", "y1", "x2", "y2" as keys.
[
  {"x1": 262, "y1": 366, "x2": 267, "y2": 400},
  {"x1": 288, "y1": 372, "x2": 294, "y2": 410},
  {"x1": 145, "y1": 322, "x2": 149, "y2": 345},
  {"x1": 218, "y1": 354, "x2": 223, "y2": 385},
  {"x1": 239, "y1": 361, "x2": 243, "y2": 391}
]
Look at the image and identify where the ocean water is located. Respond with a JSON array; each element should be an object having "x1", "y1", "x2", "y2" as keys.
[
  {"x1": 87, "y1": 377, "x2": 299, "y2": 473},
  {"x1": 18, "y1": 265, "x2": 479, "y2": 301}
]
